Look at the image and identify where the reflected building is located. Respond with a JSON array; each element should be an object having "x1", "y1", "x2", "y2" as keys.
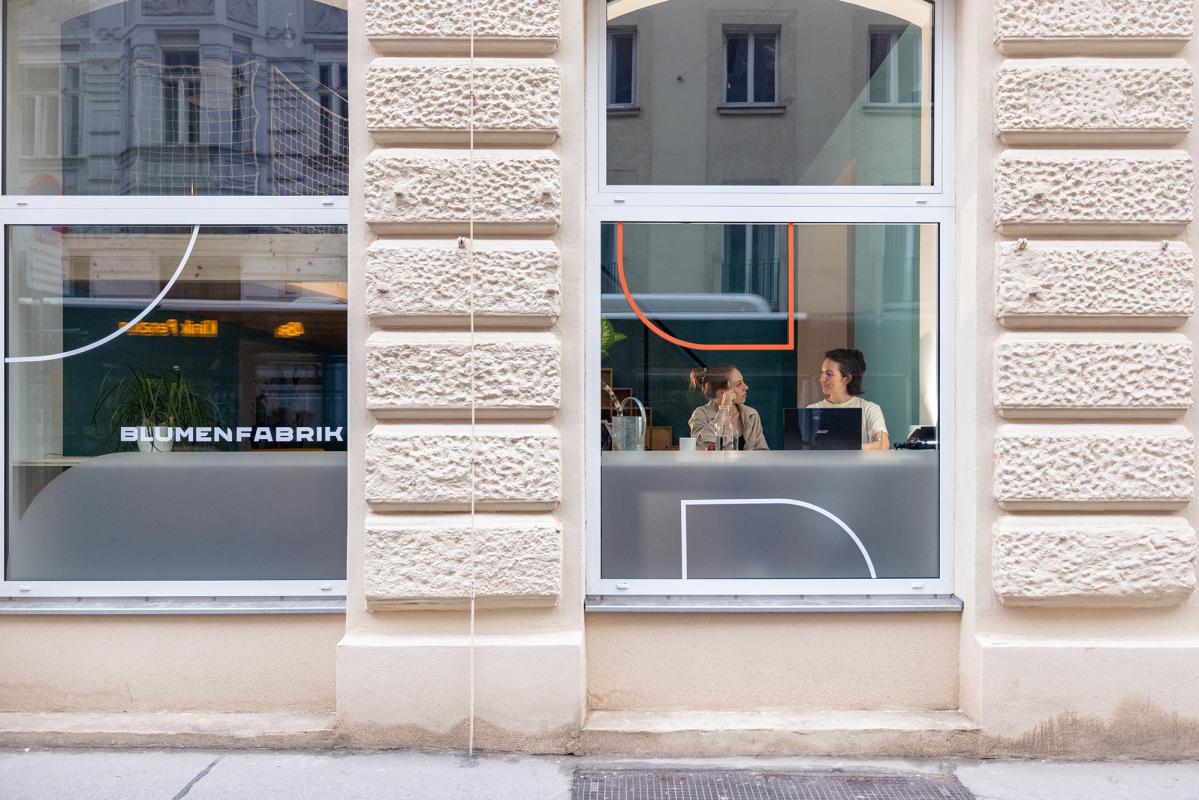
[
  {"x1": 7, "y1": 0, "x2": 347, "y2": 196},
  {"x1": 606, "y1": 0, "x2": 931, "y2": 187}
]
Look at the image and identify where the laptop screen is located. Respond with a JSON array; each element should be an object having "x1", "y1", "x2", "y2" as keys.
[{"x1": 783, "y1": 407, "x2": 862, "y2": 451}]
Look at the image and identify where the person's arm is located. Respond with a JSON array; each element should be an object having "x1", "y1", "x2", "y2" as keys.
[
  {"x1": 689, "y1": 407, "x2": 715, "y2": 449},
  {"x1": 861, "y1": 402, "x2": 889, "y2": 451},
  {"x1": 745, "y1": 408, "x2": 769, "y2": 450},
  {"x1": 862, "y1": 430, "x2": 890, "y2": 451}
]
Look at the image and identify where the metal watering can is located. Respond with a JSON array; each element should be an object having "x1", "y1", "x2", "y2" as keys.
[{"x1": 606, "y1": 396, "x2": 647, "y2": 451}]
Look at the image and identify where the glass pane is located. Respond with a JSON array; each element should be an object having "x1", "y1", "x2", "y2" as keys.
[
  {"x1": 606, "y1": 0, "x2": 934, "y2": 186},
  {"x1": 6, "y1": 226, "x2": 348, "y2": 581},
  {"x1": 599, "y1": 221, "x2": 938, "y2": 581},
  {"x1": 752, "y1": 34, "x2": 776, "y2": 104},
  {"x1": 725, "y1": 34, "x2": 749, "y2": 103},
  {"x1": 6, "y1": 0, "x2": 348, "y2": 196}
]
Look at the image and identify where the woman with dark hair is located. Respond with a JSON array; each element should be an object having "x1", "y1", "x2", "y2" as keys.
[
  {"x1": 808, "y1": 348, "x2": 889, "y2": 450},
  {"x1": 687, "y1": 363, "x2": 768, "y2": 450}
]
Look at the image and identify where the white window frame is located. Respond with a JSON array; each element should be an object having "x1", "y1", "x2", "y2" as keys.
[
  {"x1": 0, "y1": 8, "x2": 350, "y2": 601},
  {"x1": 606, "y1": 28, "x2": 637, "y2": 109},
  {"x1": 586, "y1": 0, "x2": 955, "y2": 600},
  {"x1": 722, "y1": 28, "x2": 779, "y2": 107}
]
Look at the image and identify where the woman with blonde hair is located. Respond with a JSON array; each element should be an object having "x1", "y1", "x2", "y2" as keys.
[{"x1": 687, "y1": 364, "x2": 768, "y2": 451}]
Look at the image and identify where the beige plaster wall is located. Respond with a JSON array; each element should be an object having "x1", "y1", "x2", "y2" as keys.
[
  {"x1": 0, "y1": 616, "x2": 342, "y2": 713},
  {"x1": 587, "y1": 613, "x2": 959, "y2": 711}
]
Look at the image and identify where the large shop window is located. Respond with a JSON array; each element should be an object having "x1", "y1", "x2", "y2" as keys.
[
  {"x1": 591, "y1": 0, "x2": 951, "y2": 600},
  {"x1": 2, "y1": 0, "x2": 348, "y2": 598}
]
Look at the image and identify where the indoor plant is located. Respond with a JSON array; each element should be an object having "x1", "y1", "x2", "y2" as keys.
[{"x1": 94, "y1": 366, "x2": 220, "y2": 453}]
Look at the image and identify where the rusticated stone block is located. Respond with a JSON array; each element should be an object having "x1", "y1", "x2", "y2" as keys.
[
  {"x1": 366, "y1": 60, "x2": 560, "y2": 144},
  {"x1": 365, "y1": 150, "x2": 560, "y2": 234},
  {"x1": 996, "y1": 241, "x2": 1194, "y2": 327},
  {"x1": 993, "y1": 518, "x2": 1196, "y2": 606},
  {"x1": 366, "y1": 334, "x2": 560, "y2": 417},
  {"x1": 366, "y1": 425, "x2": 560, "y2": 509},
  {"x1": 366, "y1": 241, "x2": 560, "y2": 324},
  {"x1": 995, "y1": 0, "x2": 1192, "y2": 54},
  {"x1": 994, "y1": 151, "x2": 1193, "y2": 234},
  {"x1": 365, "y1": 517, "x2": 562, "y2": 608},
  {"x1": 995, "y1": 335, "x2": 1192, "y2": 418},
  {"x1": 365, "y1": 0, "x2": 559, "y2": 54},
  {"x1": 994, "y1": 426, "x2": 1194, "y2": 510},
  {"x1": 995, "y1": 60, "x2": 1192, "y2": 144}
]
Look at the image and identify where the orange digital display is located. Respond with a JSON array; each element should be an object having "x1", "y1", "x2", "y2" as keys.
[{"x1": 117, "y1": 319, "x2": 218, "y2": 337}]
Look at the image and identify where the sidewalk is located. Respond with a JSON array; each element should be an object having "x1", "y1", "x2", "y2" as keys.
[{"x1": 3, "y1": 749, "x2": 1199, "y2": 800}]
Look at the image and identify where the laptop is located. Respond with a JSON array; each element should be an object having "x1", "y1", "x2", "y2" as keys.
[{"x1": 783, "y1": 407, "x2": 862, "y2": 451}]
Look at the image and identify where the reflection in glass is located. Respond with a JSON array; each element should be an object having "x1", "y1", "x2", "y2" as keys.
[
  {"x1": 6, "y1": 227, "x2": 348, "y2": 580},
  {"x1": 600, "y1": 221, "x2": 938, "y2": 580},
  {"x1": 606, "y1": 0, "x2": 933, "y2": 186},
  {"x1": 6, "y1": 0, "x2": 348, "y2": 196},
  {"x1": 607, "y1": 30, "x2": 637, "y2": 107}
]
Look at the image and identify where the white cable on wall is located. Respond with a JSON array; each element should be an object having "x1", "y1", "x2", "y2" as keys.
[
  {"x1": 5, "y1": 225, "x2": 201, "y2": 364},
  {"x1": 466, "y1": 0, "x2": 479, "y2": 758}
]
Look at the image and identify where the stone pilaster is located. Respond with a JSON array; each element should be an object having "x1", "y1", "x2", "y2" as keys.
[
  {"x1": 991, "y1": 0, "x2": 1196, "y2": 607},
  {"x1": 340, "y1": 0, "x2": 581, "y2": 752},
  {"x1": 980, "y1": 0, "x2": 1199, "y2": 742}
]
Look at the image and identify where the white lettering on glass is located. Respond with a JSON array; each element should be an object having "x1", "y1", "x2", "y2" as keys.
[{"x1": 114, "y1": 427, "x2": 344, "y2": 446}]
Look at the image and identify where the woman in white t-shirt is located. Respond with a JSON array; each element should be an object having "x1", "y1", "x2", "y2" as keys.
[{"x1": 806, "y1": 348, "x2": 889, "y2": 451}]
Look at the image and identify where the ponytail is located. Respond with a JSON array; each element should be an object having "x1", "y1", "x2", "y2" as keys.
[{"x1": 689, "y1": 363, "x2": 736, "y2": 400}]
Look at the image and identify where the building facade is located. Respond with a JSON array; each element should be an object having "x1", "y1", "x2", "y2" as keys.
[{"x1": 2, "y1": 0, "x2": 1199, "y2": 759}]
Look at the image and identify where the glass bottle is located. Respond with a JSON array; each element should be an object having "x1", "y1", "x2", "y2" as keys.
[{"x1": 714, "y1": 400, "x2": 739, "y2": 451}]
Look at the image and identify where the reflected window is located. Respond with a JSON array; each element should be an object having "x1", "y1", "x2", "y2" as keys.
[
  {"x1": 6, "y1": 0, "x2": 349, "y2": 196},
  {"x1": 160, "y1": 48, "x2": 202, "y2": 146},
  {"x1": 318, "y1": 62, "x2": 350, "y2": 158},
  {"x1": 724, "y1": 30, "x2": 778, "y2": 105},
  {"x1": 17, "y1": 66, "x2": 64, "y2": 159},
  {"x1": 868, "y1": 28, "x2": 921, "y2": 106},
  {"x1": 607, "y1": 29, "x2": 637, "y2": 108},
  {"x1": 722, "y1": 225, "x2": 781, "y2": 309}
]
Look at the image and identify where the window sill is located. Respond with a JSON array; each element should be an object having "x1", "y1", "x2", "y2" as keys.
[
  {"x1": 607, "y1": 105, "x2": 641, "y2": 116},
  {"x1": 862, "y1": 102, "x2": 922, "y2": 114},
  {"x1": 717, "y1": 104, "x2": 786, "y2": 116},
  {"x1": 0, "y1": 596, "x2": 347, "y2": 615},
  {"x1": 585, "y1": 594, "x2": 962, "y2": 613}
]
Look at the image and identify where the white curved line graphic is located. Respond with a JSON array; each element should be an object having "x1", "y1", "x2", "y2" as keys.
[
  {"x1": 680, "y1": 498, "x2": 877, "y2": 579},
  {"x1": 6, "y1": 225, "x2": 201, "y2": 364}
]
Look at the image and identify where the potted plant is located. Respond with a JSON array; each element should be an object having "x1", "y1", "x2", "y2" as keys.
[
  {"x1": 94, "y1": 367, "x2": 220, "y2": 453},
  {"x1": 600, "y1": 318, "x2": 627, "y2": 359}
]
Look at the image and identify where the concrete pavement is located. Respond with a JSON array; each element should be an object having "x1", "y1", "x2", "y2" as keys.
[{"x1": 2, "y1": 748, "x2": 1199, "y2": 800}]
